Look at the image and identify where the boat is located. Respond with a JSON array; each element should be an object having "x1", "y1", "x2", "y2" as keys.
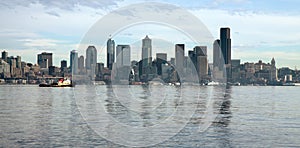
[
  {"x1": 282, "y1": 83, "x2": 295, "y2": 86},
  {"x1": 206, "y1": 81, "x2": 220, "y2": 86},
  {"x1": 39, "y1": 78, "x2": 75, "y2": 87}
]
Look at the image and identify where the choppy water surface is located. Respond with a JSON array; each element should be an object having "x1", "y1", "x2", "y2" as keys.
[{"x1": 0, "y1": 85, "x2": 299, "y2": 147}]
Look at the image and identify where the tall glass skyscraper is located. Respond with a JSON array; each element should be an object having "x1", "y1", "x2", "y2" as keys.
[
  {"x1": 107, "y1": 38, "x2": 115, "y2": 70},
  {"x1": 220, "y1": 28, "x2": 231, "y2": 65},
  {"x1": 70, "y1": 50, "x2": 78, "y2": 74},
  {"x1": 220, "y1": 27, "x2": 232, "y2": 79},
  {"x1": 85, "y1": 46, "x2": 97, "y2": 70}
]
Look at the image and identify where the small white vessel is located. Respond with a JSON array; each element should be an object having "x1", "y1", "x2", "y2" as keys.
[
  {"x1": 206, "y1": 81, "x2": 220, "y2": 86},
  {"x1": 294, "y1": 83, "x2": 300, "y2": 86}
]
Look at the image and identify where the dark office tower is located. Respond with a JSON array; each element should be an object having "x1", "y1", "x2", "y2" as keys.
[
  {"x1": 37, "y1": 52, "x2": 53, "y2": 68},
  {"x1": 86, "y1": 46, "x2": 97, "y2": 70},
  {"x1": 175, "y1": 44, "x2": 185, "y2": 75},
  {"x1": 8, "y1": 57, "x2": 16, "y2": 76},
  {"x1": 70, "y1": 50, "x2": 78, "y2": 74},
  {"x1": 16, "y1": 56, "x2": 21, "y2": 68},
  {"x1": 220, "y1": 28, "x2": 231, "y2": 65},
  {"x1": 156, "y1": 53, "x2": 167, "y2": 75},
  {"x1": 2, "y1": 51, "x2": 8, "y2": 61},
  {"x1": 142, "y1": 35, "x2": 152, "y2": 67},
  {"x1": 61, "y1": 60, "x2": 67, "y2": 69},
  {"x1": 107, "y1": 38, "x2": 115, "y2": 70},
  {"x1": 213, "y1": 39, "x2": 221, "y2": 70}
]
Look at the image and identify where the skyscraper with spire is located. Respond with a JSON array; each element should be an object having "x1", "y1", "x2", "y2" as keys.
[
  {"x1": 270, "y1": 57, "x2": 278, "y2": 81},
  {"x1": 142, "y1": 35, "x2": 152, "y2": 67}
]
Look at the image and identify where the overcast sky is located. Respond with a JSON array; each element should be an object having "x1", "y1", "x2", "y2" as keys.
[{"x1": 1, "y1": 0, "x2": 300, "y2": 69}]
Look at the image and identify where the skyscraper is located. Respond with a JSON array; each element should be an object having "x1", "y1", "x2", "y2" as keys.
[
  {"x1": 16, "y1": 56, "x2": 21, "y2": 69},
  {"x1": 70, "y1": 50, "x2": 78, "y2": 74},
  {"x1": 107, "y1": 38, "x2": 115, "y2": 70},
  {"x1": 213, "y1": 39, "x2": 222, "y2": 70},
  {"x1": 142, "y1": 35, "x2": 152, "y2": 67},
  {"x1": 1, "y1": 51, "x2": 8, "y2": 61},
  {"x1": 78, "y1": 55, "x2": 84, "y2": 71},
  {"x1": 85, "y1": 46, "x2": 97, "y2": 70},
  {"x1": 175, "y1": 44, "x2": 184, "y2": 75},
  {"x1": 231, "y1": 59, "x2": 241, "y2": 82},
  {"x1": 194, "y1": 46, "x2": 208, "y2": 81},
  {"x1": 60, "y1": 60, "x2": 67, "y2": 72},
  {"x1": 156, "y1": 53, "x2": 167, "y2": 75},
  {"x1": 37, "y1": 52, "x2": 53, "y2": 68},
  {"x1": 115, "y1": 45, "x2": 131, "y2": 81},
  {"x1": 61, "y1": 60, "x2": 67, "y2": 68},
  {"x1": 220, "y1": 28, "x2": 231, "y2": 65},
  {"x1": 116, "y1": 45, "x2": 131, "y2": 67},
  {"x1": 194, "y1": 46, "x2": 207, "y2": 56},
  {"x1": 270, "y1": 58, "x2": 278, "y2": 81}
]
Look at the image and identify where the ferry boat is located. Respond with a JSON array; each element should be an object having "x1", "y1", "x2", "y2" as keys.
[{"x1": 39, "y1": 78, "x2": 75, "y2": 87}]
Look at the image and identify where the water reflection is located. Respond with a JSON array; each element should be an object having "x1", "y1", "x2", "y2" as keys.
[
  {"x1": 212, "y1": 86, "x2": 233, "y2": 148},
  {"x1": 218, "y1": 86, "x2": 232, "y2": 127}
]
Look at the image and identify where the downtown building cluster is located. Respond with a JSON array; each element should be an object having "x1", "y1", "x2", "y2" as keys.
[{"x1": 0, "y1": 27, "x2": 300, "y2": 85}]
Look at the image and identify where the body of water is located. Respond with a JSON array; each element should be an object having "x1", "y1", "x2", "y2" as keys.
[{"x1": 0, "y1": 85, "x2": 299, "y2": 147}]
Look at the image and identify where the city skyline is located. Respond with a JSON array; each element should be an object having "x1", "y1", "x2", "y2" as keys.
[
  {"x1": 0, "y1": 1, "x2": 299, "y2": 69},
  {"x1": 0, "y1": 34, "x2": 297, "y2": 71},
  {"x1": 1, "y1": 30, "x2": 299, "y2": 85}
]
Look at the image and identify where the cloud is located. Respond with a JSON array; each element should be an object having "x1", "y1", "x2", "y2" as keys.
[
  {"x1": 0, "y1": 29, "x2": 40, "y2": 38},
  {"x1": 19, "y1": 39, "x2": 68, "y2": 48},
  {"x1": 46, "y1": 11, "x2": 60, "y2": 17},
  {"x1": 212, "y1": 0, "x2": 249, "y2": 5},
  {"x1": 0, "y1": 0, "x2": 123, "y2": 11},
  {"x1": 1, "y1": 1, "x2": 300, "y2": 68}
]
